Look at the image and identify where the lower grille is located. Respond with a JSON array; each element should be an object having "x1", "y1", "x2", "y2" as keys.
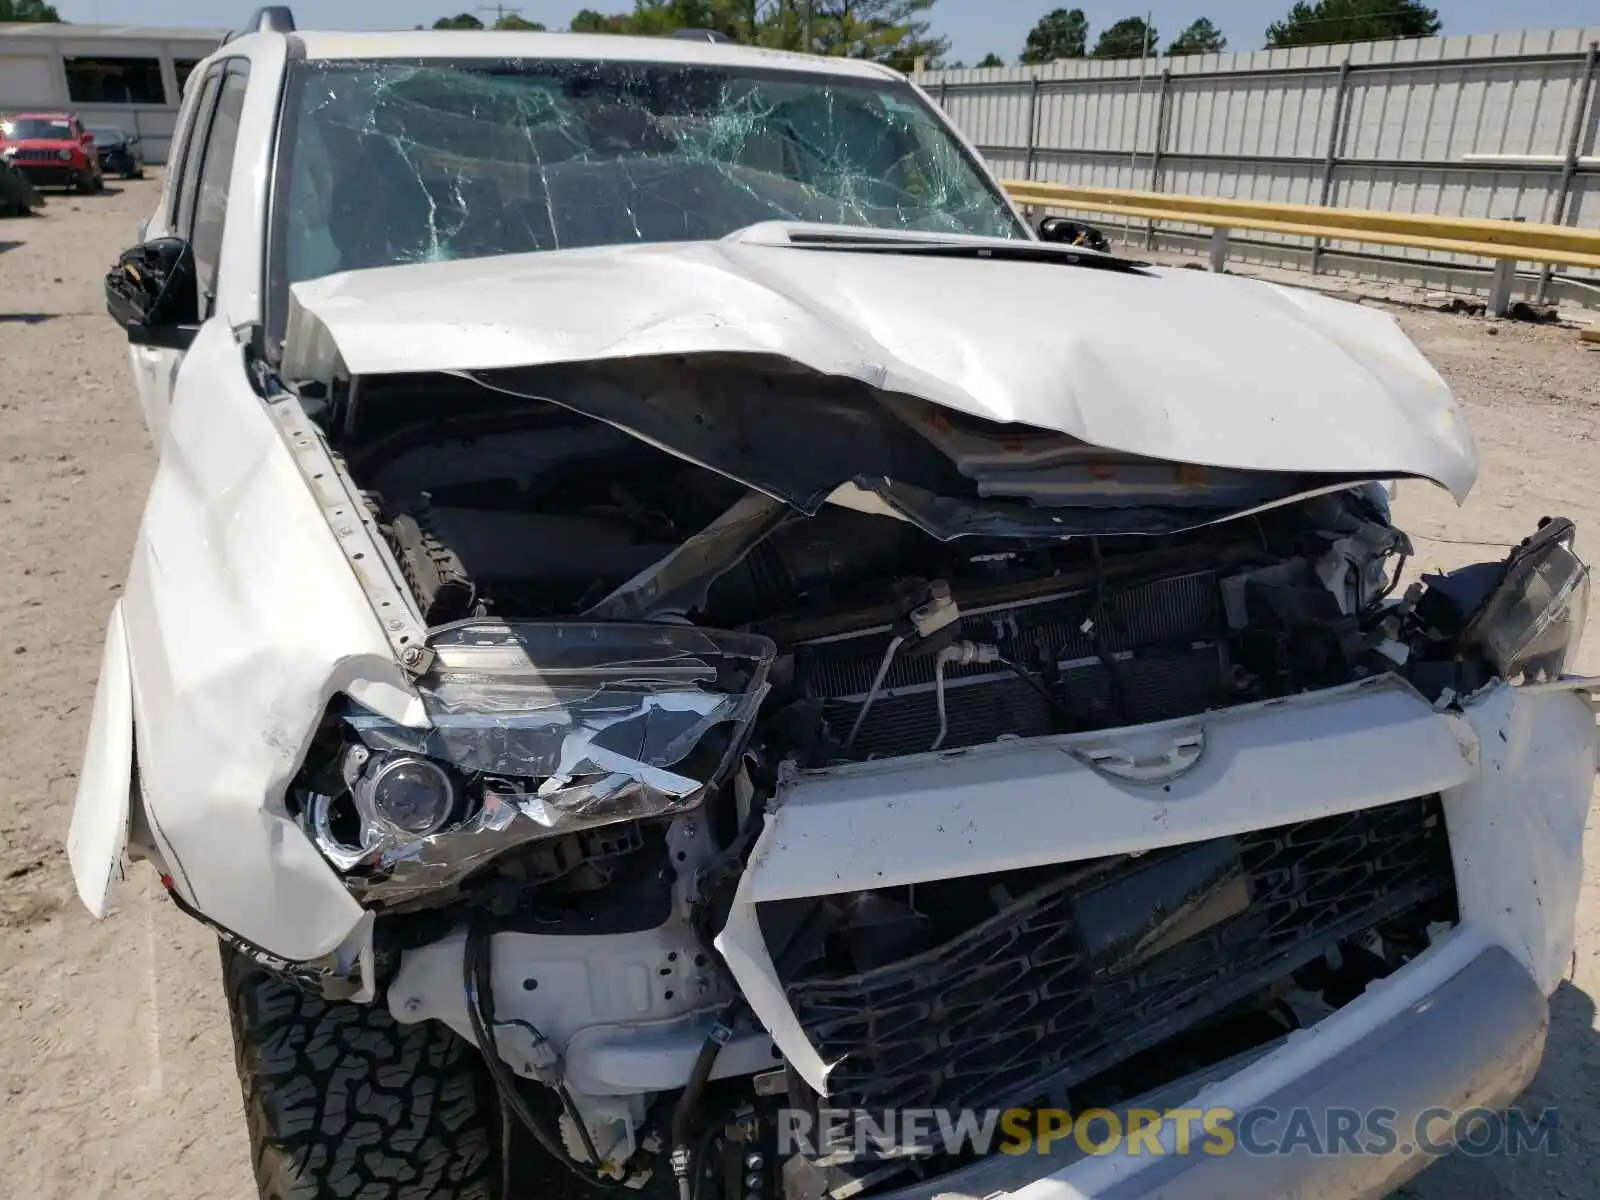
[{"x1": 774, "y1": 795, "x2": 1456, "y2": 1118}]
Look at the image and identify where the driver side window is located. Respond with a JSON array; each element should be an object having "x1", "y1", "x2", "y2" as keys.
[{"x1": 175, "y1": 61, "x2": 249, "y2": 319}]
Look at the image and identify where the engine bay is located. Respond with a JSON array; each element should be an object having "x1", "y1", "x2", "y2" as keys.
[{"x1": 336, "y1": 367, "x2": 1425, "y2": 755}]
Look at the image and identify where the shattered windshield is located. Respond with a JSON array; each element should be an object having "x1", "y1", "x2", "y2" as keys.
[{"x1": 274, "y1": 57, "x2": 1023, "y2": 288}]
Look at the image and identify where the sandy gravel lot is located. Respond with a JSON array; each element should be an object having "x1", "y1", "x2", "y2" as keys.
[{"x1": 0, "y1": 178, "x2": 1596, "y2": 1200}]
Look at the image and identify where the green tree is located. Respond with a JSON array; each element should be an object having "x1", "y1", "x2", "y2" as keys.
[
  {"x1": 564, "y1": 0, "x2": 950, "y2": 66},
  {"x1": 1091, "y1": 15, "x2": 1157, "y2": 58},
  {"x1": 0, "y1": 0, "x2": 62, "y2": 19},
  {"x1": 1167, "y1": 17, "x2": 1225, "y2": 54},
  {"x1": 975, "y1": 51, "x2": 1005, "y2": 67},
  {"x1": 1265, "y1": 0, "x2": 1439, "y2": 47},
  {"x1": 809, "y1": 0, "x2": 951, "y2": 71},
  {"x1": 1020, "y1": 8, "x2": 1087, "y2": 63},
  {"x1": 432, "y1": 12, "x2": 484, "y2": 28},
  {"x1": 570, "y1": 9, "x2": 631, "y2": 32},
  {"x1": 493, "y1": 12, "x2": 547, "y2": 28},
  {"x1": 572, "y1": 0, "x2": 762, "y2": 40}
]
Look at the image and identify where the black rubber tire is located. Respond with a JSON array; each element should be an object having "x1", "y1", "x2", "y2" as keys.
[{"x1": 221, "y1": 943, "x2": 501, "y2": 1199}]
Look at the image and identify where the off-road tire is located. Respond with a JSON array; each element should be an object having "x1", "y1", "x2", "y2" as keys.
[{"x1": 221, "y1": 943, "x2": 500, "y2": 1199}]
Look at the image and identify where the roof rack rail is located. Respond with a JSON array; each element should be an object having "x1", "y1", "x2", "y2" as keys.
[
  {"x1": 666, "y1": 28, "x2": 733, "y2": 43},
  {"x1": 221, "y1": 6, "x2": 296, "y2": 46}
]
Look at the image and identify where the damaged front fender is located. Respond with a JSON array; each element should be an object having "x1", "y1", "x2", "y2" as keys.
[{"x1": 90, "y1": 320, "x2": 424, "y2": 963}]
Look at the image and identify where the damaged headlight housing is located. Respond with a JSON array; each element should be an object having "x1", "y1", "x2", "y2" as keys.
[
  {"x1": 1463, "y1": 518, "x2": 1590, "y2": 683},
  {"x1": 306, "y1": 621, "x2": 774, "y2": 902}
]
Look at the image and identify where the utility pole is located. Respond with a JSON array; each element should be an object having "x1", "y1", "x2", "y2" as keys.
[{"x1": 802, "y1": 0, "x2": 813, "y2": 53}]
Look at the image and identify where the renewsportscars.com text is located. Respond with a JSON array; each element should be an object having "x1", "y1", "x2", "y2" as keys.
[{"x1": 777, "y1": 1105, "x2": 1560, "y2": 1161}]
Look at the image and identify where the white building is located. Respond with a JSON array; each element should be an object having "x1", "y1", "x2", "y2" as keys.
[{"x1": 0, "y1": 22, "x2": 227, "y2": 163}]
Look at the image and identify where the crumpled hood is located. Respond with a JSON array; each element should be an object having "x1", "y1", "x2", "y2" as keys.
[{"x1": 283, "y1": 225, "x2": 1478, "y2": 501}]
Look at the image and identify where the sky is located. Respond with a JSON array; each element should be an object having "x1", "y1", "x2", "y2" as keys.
[{"x1": 48, "y1": 0, "x2": 1600, "y2": 65}]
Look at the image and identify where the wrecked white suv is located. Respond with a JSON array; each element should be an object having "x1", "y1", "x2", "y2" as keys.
[{"x1": 71, "y1": 15, "x2": 1598, "y2": 1200}]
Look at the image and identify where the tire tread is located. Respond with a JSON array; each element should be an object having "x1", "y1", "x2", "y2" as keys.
[{"x1": 221, "y1": 944, "x2": 497, "y2": 1200}]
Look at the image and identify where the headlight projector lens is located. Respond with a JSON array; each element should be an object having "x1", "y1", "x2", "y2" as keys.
[{"x1": 364, "y1": 755, "x2": 456, "y2": 837}]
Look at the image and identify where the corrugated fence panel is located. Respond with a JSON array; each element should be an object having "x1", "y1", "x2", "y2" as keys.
[
  {"x1": 1036, "y1": 80, "x2": 1161, "y2": 155},
  {"x1": 1029, "y1": 146, "x2": 1157, "y2": 193},
  {"x1": 916, "y1": 26, "x2": 1600, "y2": 301},
  {"x1": 1167, "y1": 73, "x2": 1339, "y2": 159},
  {"x1": 939, "y1": 79, "x2": 1034, "y2": 156},
  {"x1": 1342, "y1": 61, "x2": 1586, "y2": 161}
]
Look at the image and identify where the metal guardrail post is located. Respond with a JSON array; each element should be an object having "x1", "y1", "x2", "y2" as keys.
[
  {"x1": 1145, "y1": 69, "x2": 1173, "y2": 249},
  {"x1": 1489, "y1": 216, "x2": 1527, "y2": 316},
  {"x1": 1488, "y1": 257, "x2": 1519, "y2": 316},
  {"x1": 1209, "y1": 227, "x2": 1230, "y2": 272},
  {"x1": 1536, "y1": 40, "x2": 1599, "y2": 303},
  {"x1": 1311, "y1": 61, "x2": 1353, "y2": 275}
]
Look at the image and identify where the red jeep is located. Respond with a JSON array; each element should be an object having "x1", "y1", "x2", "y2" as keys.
[{"x1": 0, "y1": 112, "x2": 105, "y2": 193}]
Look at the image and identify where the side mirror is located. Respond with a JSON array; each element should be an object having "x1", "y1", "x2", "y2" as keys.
[
  {"x1": 105, "y1": 237, "x2": 201, "y2": 350},
  {"x1": 1038, "y1": 216, "x2": 1112, "y2": 254}
]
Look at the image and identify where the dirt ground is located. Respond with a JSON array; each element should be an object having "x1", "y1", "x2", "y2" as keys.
[{"x1": 0, "y1": 177, "x2": 1597, "y2": 1200}]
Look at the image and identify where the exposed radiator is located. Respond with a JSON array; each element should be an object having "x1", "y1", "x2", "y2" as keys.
[{"x1": 795, "y1": 570, "x2": 1226, "y2": 757}]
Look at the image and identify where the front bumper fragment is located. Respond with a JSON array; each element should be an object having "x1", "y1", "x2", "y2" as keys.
[{"x1": 871, "y1": 936, "x2": 1546, "y2": 1200}]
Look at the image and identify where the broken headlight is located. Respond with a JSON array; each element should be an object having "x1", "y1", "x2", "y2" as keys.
[
  {"x1": 1462, "y1": 518, "x2": 1590, "y2": 683},
  {"x1": 307, "y1": 621, "x2": 774, "y2": 903}
]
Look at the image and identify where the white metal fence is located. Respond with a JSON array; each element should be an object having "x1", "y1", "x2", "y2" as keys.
[{"x1": 913, "y1": 28, "x2": 1600, "y2": 305}]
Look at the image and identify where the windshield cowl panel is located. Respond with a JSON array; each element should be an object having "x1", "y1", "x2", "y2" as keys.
[{"x1": 271, "y1": 56, "x2": 1023, "y2": 315}]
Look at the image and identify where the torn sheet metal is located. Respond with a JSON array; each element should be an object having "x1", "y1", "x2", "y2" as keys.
[
  {"x1": 325, "y1": 620, "x2": 774, "y2": 903},
  {"x1": 284, "y1": 226, "x2": 1478, "y2": 501}
]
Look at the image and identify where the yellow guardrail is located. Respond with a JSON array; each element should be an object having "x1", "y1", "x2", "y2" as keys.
[{"x1": 1001, "y1": 181, "x2": 1600, "y2": 272}]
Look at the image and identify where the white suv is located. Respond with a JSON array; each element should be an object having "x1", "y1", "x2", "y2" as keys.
[{"x1": 72, "y1": 7, "x2": 1596, "y2": 1199}]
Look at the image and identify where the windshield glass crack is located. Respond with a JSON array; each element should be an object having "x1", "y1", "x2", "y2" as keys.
[{"x1": 281, "y1": 57, "x2": 1021, "y2": 286}]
